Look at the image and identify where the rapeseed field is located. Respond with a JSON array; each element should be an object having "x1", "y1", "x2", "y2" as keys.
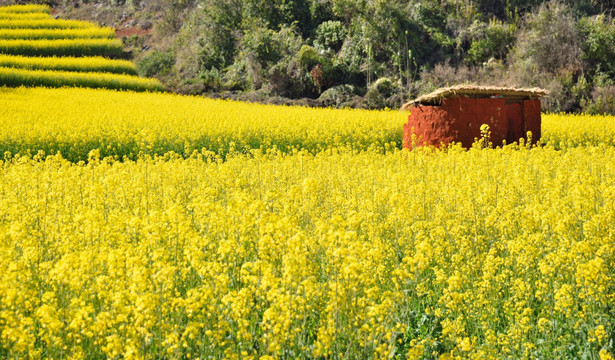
[
  {"x1": 3, "y1": 87, "x2": 615, "y2": 162},
  {"x1": 0, "y1": 85, "x2": 614, "y2": 359},
  {"x1": 0, "y1": 87, "x2": 404, "y2": 161},
  {"x1": 0, "y1": 28, "x2": 116, "y2": 40},
  {"x1": 0, "y1": 5, "x2": 613, "y2": 356},
  {"x1": 0, "y1": 145, "x2": 613, "y2": 359}
]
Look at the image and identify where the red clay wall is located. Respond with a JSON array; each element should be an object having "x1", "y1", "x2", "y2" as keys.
[
  {"x1": 404, "y1": 97, "x2": 507, "y2": 149},
  {"x1": 403, "y1": 97, "x2": 542, "y2": 149}
]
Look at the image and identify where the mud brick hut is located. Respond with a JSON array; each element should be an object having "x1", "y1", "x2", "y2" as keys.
[{"x1": 402, "y1": 85, "x2": 548, "y2": 148}]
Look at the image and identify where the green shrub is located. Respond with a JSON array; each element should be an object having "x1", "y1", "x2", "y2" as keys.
[
  {"x1": 585, "y1": 86, "x2": 615, "y2": 115},
  {"x1": 315, "y1": 20, "x2": 346, "y2": 51},
  {"x1": 513, "y1": 0, "x2": 581, "y2": 74},
  {"x1": 297, "y1": 45, "x2": 320, "y2": 70},
  {"x1": 578, "y1": 15, "x2": 615, "y2": 78},
  {"x1": 267, "y1": 59, "x2": 317, "y2": 98},
  {"x1": 318, "y1": 84, "x2": 357, "y2": 107},
  {"x1": 467, "y1": 20, "x2": 517, "y2": 65},
  {"x1": 200, "y1": 67, "x2": 223, "y2": 92},
  {"x1": 371, "y1": 77, "x2": 395, "y2": 98},
  {"x1": 137, "y1": 50, "x2": 175, "y2": 77}
]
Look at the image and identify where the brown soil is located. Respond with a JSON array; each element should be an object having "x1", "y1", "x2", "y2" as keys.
[{"x1": 115, "y1": 26, "x2": 152, "y2": 38}]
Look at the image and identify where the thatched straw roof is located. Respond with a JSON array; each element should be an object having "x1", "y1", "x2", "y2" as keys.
[{"x1": 402, "y1": 85, "x2": 548, "y2": 110}]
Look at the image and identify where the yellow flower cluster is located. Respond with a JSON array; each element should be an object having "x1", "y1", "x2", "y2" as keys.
[
  {"x1": 542, "y1": 113, "x2": 615, "y2": 148},
  {"x1": 0, "y1": 145, "x2": 613, "y2": 359}
]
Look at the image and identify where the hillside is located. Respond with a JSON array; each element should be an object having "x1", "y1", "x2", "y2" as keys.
[{"x1": 4, "y1": 0, "x2": 615, "y2": 113}]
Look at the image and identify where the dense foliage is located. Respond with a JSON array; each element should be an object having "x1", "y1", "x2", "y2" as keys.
[
  {"x1": 33, "y1": 0, "x2": 611, "y2": 113},
  {"x1": 5, "y1": 0, "x2": 611, "y2": 111}
]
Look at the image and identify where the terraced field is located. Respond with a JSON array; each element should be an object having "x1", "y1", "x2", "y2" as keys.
[{"x1": 0, "y1": 4, "x2": 161, "y2": 92}]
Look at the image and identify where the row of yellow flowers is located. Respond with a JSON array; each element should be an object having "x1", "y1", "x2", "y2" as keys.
[
  {"x1": 0, "y1": 12, "x2": 51, "y2": 20},
  {"x1": 2, "y1": 87, "x2": 615, "y2": 161},
  {"x1": 0, "y1": 54, "x2": 137, "y2": 75},
  {"x1": 0, "y1": 38, "x2": 123, "y2": 57},
  {"x1": 0, "y1": 18, "x2": 96, "y2": 29},
  {"x1": 0, "y1": 4, "x2": 50, "y2": 14},
  {"x1": 0, "y1": 68, "x2": 161, "y2": 92},
  {"x1": 0, "y1": 87, "x2": 403, "y2": 161},
  {"x1": 0, "y1": 27, "x2": 116, "y2": 40}
]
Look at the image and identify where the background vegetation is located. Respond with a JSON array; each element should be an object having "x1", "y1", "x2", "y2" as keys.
[{"x1": 4, "y1": 0, "x2": 615, "y2": 112}]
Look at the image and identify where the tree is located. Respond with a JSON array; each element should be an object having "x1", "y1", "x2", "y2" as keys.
[
  {"x1": 513, "y1": 0, "x2": 582, "y2": 75},
  {"x1": 578, "y1": 15, "x2": 615, "y2": 79}
]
